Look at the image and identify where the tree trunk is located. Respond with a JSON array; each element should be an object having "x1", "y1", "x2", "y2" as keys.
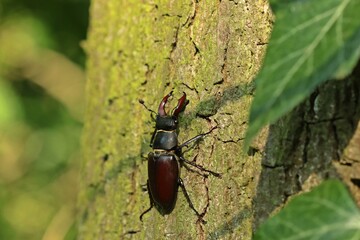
[
  {"x1": 253, "y1": 65, "x2": 360, "y2": 228},
  {"x1": 78, "y1": 0, "x2": 360, "y2": 239}
]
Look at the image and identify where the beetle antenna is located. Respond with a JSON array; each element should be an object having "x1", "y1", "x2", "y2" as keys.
[{"x1": 139, "y1": 99, "x2": 157, "y2": 115}]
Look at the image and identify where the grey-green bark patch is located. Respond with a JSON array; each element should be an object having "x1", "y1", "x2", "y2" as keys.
[{"x1": 253, "y1": 68, "x2": 360, "y2": 229}]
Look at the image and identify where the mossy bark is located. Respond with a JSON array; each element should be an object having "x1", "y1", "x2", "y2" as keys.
[
  {"x1": 79, "y1": 1, "x2": 272, "y2": 239},
  {"x1": 78, "y1": 0, "x2": 360, "y2": 239}
]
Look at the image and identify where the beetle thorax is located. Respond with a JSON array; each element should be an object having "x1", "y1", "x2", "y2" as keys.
[{"x1": 155, "y1": 115, "x2": 177, "y2": 131}]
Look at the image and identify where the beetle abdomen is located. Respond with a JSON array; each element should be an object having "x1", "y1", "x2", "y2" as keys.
[{"x1": 148, "y1": 152, "x2": 179, "y2": 214}]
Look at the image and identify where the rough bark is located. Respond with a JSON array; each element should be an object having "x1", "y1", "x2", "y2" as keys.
[
  {"x1": 253, "y1": 64, "x2": 360, "y2": 228},
  {"x1": 78, "y1": 0, "x2": 360, "y2": 239},
  {"x1": 79, "y1": 1, "x2": 271, "y2": 239}
]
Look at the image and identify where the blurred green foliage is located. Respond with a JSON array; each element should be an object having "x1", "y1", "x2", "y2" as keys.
[
  {"x1": 254, "y1": 180, "x2": 360, "y2": 240},
  {"x1": 0, "y1": 0, "x2": 89, "y2": 66},
  {"x1": 0, "y1": 0, "x2": 89, "y2": 239}
]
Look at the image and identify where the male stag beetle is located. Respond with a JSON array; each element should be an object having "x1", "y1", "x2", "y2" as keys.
[{"x1": 139, "y1": 91, "x2": 221, "y2": 222}]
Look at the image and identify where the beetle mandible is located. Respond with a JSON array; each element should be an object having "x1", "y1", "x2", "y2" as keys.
[{"x1": 139, "y1": 91, "x2": 221, "y2": 222}]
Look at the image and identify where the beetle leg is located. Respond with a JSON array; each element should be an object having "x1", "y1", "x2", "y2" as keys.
[
  {"x1": 180, "y1": 156, "x2": 221, "y2": 178},
  {"x1": 178, "y1": 134, "x2": 206, "y2": 149},
  {"x1": 181, "y1": 159, "x2": 208, "y2": 177},
  {"x1": 178, "y1": 126, "x2": 217, "y2": 150},
  {"x1": 149, "y1": 128, "x2": 156, "y2": 147},
  {"x1": 140, "y1": 181, "x2": 154, "y2": 222},
  {"x1": 178, "y1": 178, "x2": 206, "y2": 224},
  {"x1": 140, "y1": 204, "x2": 153, "y2": 222}
]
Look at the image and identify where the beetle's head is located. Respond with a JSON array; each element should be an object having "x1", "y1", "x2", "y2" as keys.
[{"x1": 155, "y1": 91, "x2": 188, "y2": 131}]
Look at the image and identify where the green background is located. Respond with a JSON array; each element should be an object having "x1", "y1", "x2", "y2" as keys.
[{"x1": 0, "y1": 0, "x2": 89, "y2": 239}]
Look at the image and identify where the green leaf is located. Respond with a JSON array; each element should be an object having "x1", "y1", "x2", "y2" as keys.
[
  {"x1": 254, "y1": 180, "x2": 360, "y2": 240},
  {"x1": 245, "y1": 0, "x2": 360, "y2": 147}
]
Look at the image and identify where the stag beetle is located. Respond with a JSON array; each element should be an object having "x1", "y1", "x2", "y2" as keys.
[{"x1": 139, "y1": 91, "x2": 220, "y2": 222}]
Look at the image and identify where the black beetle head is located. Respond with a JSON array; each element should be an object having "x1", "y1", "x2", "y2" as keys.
[
  {"x1": 156, "y1": 91, "x2": 188, "y2": 130},
  {"x1": 155, "y1": 115, "x2": 177, "y2": 130}
]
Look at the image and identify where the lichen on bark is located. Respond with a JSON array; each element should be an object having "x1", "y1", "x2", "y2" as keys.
[
  {"x1": 79, "y1": 0, "x2": 360, "y2": 239},
  {"x1": 79, "y1": 0, "x2": 272, "y2": 239}
]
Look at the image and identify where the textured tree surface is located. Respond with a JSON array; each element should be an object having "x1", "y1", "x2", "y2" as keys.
[
  {"x1": 79, "y1": 1, "x2": 271, "y2": 239},
  {"x1": 78, "y1": 0, "x2": 360, "y2": 239},
  {"x1": 253, "y1": 66, "x2": 360, "y2": 228}
]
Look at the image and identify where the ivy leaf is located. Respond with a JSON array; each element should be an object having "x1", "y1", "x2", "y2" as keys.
[
  {"x1": 254, "y1": 180, "x2": 360, "y2": 240},
  {"x1": 245, "y1": 0, "x2": 360, "y2": 147}
]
